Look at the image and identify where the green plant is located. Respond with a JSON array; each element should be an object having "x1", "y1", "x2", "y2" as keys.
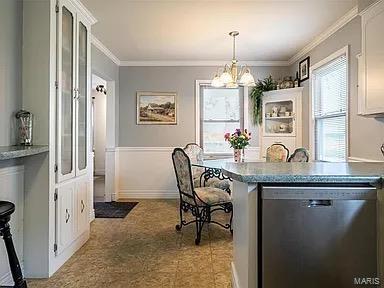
[{"x1": 249, "y1": 75, "x2": 277, "y2": 125}]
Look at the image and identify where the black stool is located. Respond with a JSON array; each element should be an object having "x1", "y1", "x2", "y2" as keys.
[{"x1": 0, "y1": 201, "x2": 27, "y2": 288}]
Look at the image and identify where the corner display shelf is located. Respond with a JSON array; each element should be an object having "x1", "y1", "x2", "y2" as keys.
[{"x1": 261, "y1": 87, "x2": 303, "y2": 159}]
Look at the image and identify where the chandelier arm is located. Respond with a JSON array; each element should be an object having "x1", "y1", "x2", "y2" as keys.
[{"x1": 238, "y1": 65, "x2": 246, "y2": 77}]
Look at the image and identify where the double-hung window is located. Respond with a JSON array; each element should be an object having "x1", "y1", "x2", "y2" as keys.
[
  {"x1": 199, "y1": 85, "x2": 244, "y2": 155},
  {"x1": 311, "y1": 49, "x2": 348, "y2": 162}
]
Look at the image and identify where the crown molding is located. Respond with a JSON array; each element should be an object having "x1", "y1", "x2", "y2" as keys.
[
  {"x1": 89, "y1": 5, "x2": 358, "y2": 68},
  {"x1": 91, "y1": 35, "x2": 121, "y2": 66},
  {"x1": 72, "y1": 0, "x2": 97, "y2": 25},
  {"x1": 288, "y1": 6, "x2": 358, "y2": 65},
  {"x1": 119, "y1": 60, "x2": 289, "y2": 67}
]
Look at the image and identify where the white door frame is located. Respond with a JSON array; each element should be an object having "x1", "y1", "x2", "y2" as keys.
[
  {"x1": 104, "y1": 80, "x2": 116, "y2": 202},
  {"x1": 91, "y1": 72, "x2": 116, "y2": 203}
]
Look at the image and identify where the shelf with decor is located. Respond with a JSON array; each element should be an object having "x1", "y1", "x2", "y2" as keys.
[{"x1": 261, "y1": 87, "x2": 303, "y2": 158}]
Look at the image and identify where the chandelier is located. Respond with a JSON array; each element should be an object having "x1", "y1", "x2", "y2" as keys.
[{"x1": 211, "y1": 31, "x2": 255, "y2": 88}]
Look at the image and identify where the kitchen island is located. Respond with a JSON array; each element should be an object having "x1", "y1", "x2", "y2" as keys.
[{"x1": 222, "y1": 162, "x2": 384, "y2": 288}]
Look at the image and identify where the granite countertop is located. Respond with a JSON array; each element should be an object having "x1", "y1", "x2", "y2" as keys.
[
  {"x1": 0, "y1": 145, "x2": 49, "y2": 160},
  {"x1": 222, "y1": 162, "x2": 384, "y2": 186}
]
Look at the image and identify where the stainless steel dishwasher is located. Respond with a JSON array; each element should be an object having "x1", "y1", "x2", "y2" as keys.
[{"x1": 261, "y1": 185, "x2": 378, "y2": 288}]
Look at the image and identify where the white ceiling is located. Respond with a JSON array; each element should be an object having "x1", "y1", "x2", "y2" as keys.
[{"x1": 81, "y1": 0, "x2": 357, "y2": 62}]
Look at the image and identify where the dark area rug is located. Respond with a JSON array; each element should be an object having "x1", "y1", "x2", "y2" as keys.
[{"x1": 95, "y1": 202, "x2": 138, "y2": 218}]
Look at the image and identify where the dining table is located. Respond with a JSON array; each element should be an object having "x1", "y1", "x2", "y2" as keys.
[{"x1": 191, "y1": 158, "x2": 258, "y2": 193}]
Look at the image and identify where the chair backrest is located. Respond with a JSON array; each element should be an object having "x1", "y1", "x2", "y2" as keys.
[
  {"x1": 172, "y1": 148, "x2": 195, "y2": 200},
  {"x1": 266, "y1": 144, "x2": 289, "y2": 162},
  {"x1": 183, "y1": 143, "x2": 203, "y2": 164},
  {"x1": 288, "y1": 148, "x2": 310, "y2": 162}
]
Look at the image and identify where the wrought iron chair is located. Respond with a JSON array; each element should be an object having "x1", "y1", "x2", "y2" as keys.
[
  {"x1": 183, "y1": 143, "x2": 231, "y2": 192},
  {"x1": 172, "y1": 148, "x2": 233, "y2": 245},
  {"x1": 266, "y1": 143, "x2": 290, "y2": 162},
  {"x1": 288, "y1": 148, "x2": 310, "y2": 162}
]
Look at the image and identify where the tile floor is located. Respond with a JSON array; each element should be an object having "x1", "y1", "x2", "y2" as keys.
[{"x1": 28, "y1": 200, "x2": 233, "y2": 288}]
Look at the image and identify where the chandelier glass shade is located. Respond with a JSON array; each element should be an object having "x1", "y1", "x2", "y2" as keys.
[{"x1": 211, "y1": 31, "x2": 256, "y2": 88}]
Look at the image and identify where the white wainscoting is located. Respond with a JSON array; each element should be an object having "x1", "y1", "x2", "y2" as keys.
[
  {"x1": 116, "y1": 147, "x2": 178, "y2": 199},
  {"x1": 115, "y1": 146, "x2": 261, "y2": 200},
  {"x1": 0, "y1": 166, "x2": 24, "y2": 286}
]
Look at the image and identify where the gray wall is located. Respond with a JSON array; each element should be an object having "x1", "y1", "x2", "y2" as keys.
[
  {"x1": 290, "y1": 16, "x2": 384, "y2": 160},
  {"x1": 91, "y1": 45, "x2": 120, "y2": 144},
  {"x1": 0, "y1": 0, "x2": 23, "y2": 146},
  {"x1": 118, "y1": 66, "x2": 289, "y2": 147}
]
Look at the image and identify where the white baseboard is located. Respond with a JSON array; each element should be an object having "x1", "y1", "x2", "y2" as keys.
[
  {"x1": 231, "y1": 262, "x2": 240, "y2": 288},
  {"x1": 90, "y1": 208, "x2": 95, "y2": 222},
  {"x1": 94, "y1": 169, "x2": 105, "y2": 175},
  {"x1": 93, "y1": 196, "x2": 105, "y2": 202},
  {"x1": 118, "y1": 190, "x2": 178, "y2": 199}
]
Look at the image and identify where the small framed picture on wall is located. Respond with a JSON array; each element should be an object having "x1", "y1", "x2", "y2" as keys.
[
  {"x1": 299, "y1": 56, "x2": 310, "y2": 82},
  {"x1": 136, "y1": 91, "x2": 177, "y2": 125}
]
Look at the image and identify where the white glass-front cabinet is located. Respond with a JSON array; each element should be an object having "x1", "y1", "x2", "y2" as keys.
[
  {"x1": 55, "y1": 0, "x2": 92, "y2": 256},
  {"x1": 261, "y1": 88, "x2": 303, "y2": 158},
  {"x1": 57, "y1": 0, "x2": 90, "y2": 182}
]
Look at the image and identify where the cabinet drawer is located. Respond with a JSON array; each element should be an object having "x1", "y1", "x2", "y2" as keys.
[{"x1": 261, "y1": 137, "x2": 296, "y2": 159}]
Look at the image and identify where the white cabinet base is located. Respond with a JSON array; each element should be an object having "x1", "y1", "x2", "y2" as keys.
[
  {"x1": 55, "y1": 175, "x2": 90, "y2": 257},
  {"x1": 51, "y1": 228, "x2": 89, "y2": 276}
]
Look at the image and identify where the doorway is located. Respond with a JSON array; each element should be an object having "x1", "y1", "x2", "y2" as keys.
[{"x1": 92, "y1": 74, "x2": 107, "y2": 202}]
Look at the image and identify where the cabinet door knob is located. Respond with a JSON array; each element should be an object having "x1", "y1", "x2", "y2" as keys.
[
  {"x1": 81, "y1": 200, "x2": 85, "y2": 213},
  {"x1": 65, "y1": 209, "x2": 70, "y2": 223}
]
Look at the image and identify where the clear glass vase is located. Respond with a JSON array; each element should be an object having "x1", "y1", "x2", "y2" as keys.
[{"x1": 234, "y1": 149, "x2": 242, "y2": 163}]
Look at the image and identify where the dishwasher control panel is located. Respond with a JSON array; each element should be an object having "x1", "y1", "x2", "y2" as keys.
[{"x1": 262, "y1": 186, "x2": 377, "y2": 200}]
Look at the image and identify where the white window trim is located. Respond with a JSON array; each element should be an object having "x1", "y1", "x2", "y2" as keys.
[
  {"x1": 309, "y1": 45, "x2": 349, "y2": 161},
  {"x1": 195, "y1": 80, "x2": 249, "y2": 155}
]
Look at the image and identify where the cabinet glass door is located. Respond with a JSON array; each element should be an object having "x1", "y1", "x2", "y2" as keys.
[
  {"x1": 77, "y1": 21, "x2": 88, "y2": 173},
  {"x1": 263, "y1": 100, "x2": 296, "y2": 136},
  {"x1": 59, "y1": 5, "x2": 75, "y2": 180}
]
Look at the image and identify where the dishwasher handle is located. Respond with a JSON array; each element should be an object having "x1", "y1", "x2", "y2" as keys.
[{"x1": 307, "y1": 199, "x2": 332, "y2": 208}]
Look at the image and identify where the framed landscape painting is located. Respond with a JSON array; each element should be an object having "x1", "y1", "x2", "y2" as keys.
[{"x1": 137, "y1": 92, "x2": 177, "y2": 125}]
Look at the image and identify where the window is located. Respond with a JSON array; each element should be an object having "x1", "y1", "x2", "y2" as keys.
[
  {"x1": 199, "y1": 85, "x2": 244, "y2": 155},
  {"x1": 311, "y1": 50, "x2": 348, "y2": 162}
]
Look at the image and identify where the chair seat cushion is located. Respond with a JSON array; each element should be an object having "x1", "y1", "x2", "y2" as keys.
[
  {"x1": 194, "y1": 187, "x2": 231, "y2": 205},
  {"x1": 0, "y1": 201, "x2": 15, "y2": 218},
  {"x1": 206, "y1": 178, "x2": 231, "y2": 191}
]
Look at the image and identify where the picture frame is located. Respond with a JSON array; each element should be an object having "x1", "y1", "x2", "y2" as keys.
[
  {"x1": 299, "y1": 56, "x2": 310, "y2": 82},
  {"x1": 136, "y1": 91, "x2": 177, "y2": 125}
]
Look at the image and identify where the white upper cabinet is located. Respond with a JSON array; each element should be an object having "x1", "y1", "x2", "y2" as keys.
[
  {"x1": 358, "y1": 0, "x2": 384, "y2": 116},
  {"x1": 57, "y1": 0, "x2": 91, "y2": 182}
]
